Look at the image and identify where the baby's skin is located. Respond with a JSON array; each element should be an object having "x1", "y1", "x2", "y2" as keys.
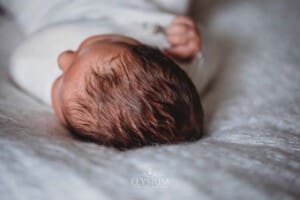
[{"x1": 52, "y1": 16, "x2": 201, "y2": 126}]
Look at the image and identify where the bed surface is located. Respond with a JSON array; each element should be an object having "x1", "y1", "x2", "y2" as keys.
[{"x1": 0, "y1": 0, "x2": 299, "y2": 199}]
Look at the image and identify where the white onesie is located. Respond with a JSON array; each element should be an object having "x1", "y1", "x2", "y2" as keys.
[{"x1": 0, "y1": 0, "x2": 217, "y2": 105}]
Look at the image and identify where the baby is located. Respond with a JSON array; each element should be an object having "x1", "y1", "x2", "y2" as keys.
[
  {"x1": 53, "y1": 31, "x2": 203, "y2": 149},
  {"x1": 1, "y1": 0, "x2": 213, "y2": 149}
]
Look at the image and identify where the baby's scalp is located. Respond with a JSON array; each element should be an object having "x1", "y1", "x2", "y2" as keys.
[{"x1": 63, "y1": 43, "x2": 204, "y2": 149}]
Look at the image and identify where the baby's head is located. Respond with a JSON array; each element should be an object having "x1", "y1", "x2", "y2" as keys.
[{"x1": 52, "y1": 34, "x2": 203, "y2": 149}]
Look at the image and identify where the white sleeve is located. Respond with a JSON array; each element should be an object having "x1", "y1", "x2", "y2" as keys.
[
  {"x1": 0, "y1": 0, "x2": 63, "y2": 34},
  {"x1": 8, "y1": 26, "x2": 75, "y2": 105},
  {"x1": 150, "y1": 0, "x2": 191, "y2": 15},
  {"x1": 8, "y1": 21, "x2": 114, "y2": 105},
  {"x1": 10, "y1": 39, "x2": 61, "y2": 105}
]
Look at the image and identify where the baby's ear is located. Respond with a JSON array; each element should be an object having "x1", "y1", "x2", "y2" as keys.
[{"x1": 58, "y1": 50, "x2": 75, "y2": 71}]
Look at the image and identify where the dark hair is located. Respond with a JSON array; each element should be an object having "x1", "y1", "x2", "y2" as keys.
[{"x1": 64, "y1": 43, "x2": 203, "y2": 150}]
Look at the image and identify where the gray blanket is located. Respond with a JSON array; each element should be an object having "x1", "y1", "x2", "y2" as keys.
[{"x1": 0, "y1": 0, "x2": 299, "y2": 199}]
